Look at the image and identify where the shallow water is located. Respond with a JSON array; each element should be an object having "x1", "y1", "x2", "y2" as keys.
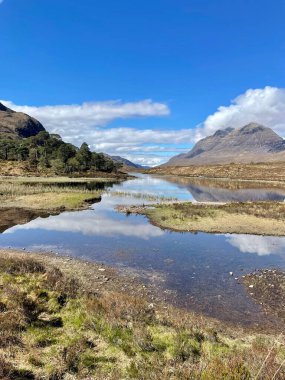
[{"x1": 1, "y1": 173, "x2": 285, "y2": 325}]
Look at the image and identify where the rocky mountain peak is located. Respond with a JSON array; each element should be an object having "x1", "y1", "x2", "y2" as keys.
[
  {"x1": 164, "y1": 123, "x2": 285, "y2": 166},
  {"x1": 239, "y1": 123, "x2": 267, "y2": 134},
  {"x1": 213, "y1": 127, "x2": 234, "y2": 137}
]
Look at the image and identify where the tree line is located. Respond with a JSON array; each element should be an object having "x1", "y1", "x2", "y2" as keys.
[{"x1": 0, "y1": 131, "x2": 121, "y2": 174}]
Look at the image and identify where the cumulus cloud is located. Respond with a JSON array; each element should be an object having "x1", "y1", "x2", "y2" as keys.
[
  {"x1": 1, "y1": 99, "x2": 169, "y2": 132},
  {"x1": 195, "y1": 86, "x2": 285, "y2": 141},
  {"x1": 1, "y1": 99, "x2": 193, "y2": 165},
  {"x1": 3, "y1": 86, "x2": 285, "y2": 166},
  {"x1": 68, "y1": 127, "x2": 194, "y2": 166}
]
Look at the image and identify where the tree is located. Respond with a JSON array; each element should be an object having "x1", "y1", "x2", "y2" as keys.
[
  {"x1": 76, "y1": 143, "x2": 92, "y2": 170},
  {"x1": 50, "y1": 159, "x2": 65, "y2": 174},
  {"x1": 66, "y1": 156, "x2": 80, "y2": 173},
  {"x1": 17, "y1": 146, "x2": 29, "y2": 161},
  {"x1": 57, "y1": 143, "x2": 76, "y2": 164}
]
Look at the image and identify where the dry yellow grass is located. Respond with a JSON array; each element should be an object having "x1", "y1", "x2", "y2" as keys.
[
  {"x1": 0, "y1": 176, "x2": 106, "y2": 211},
  {"x1": 1, "y1": 192, "x2": 101, "y2": 211},
  {"x1": 120, "y1": 201, "x2": 285, "y2": 236},
  {"x1": 146, "y1": 162, "x2": 285, "y2": 182}
]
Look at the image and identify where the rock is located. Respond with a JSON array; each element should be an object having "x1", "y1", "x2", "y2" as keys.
[{"x1": 38, "y1": 312, "x2": 63, "y2": 327}]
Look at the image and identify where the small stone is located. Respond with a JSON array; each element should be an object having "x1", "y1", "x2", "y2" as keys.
[
  {"x1": 38, "y1": 313, "x2": 63, "y2": 327},
  {"x1": 248, "y1": 285, "x2": 254, "y2": 288},
  {"x1": 229, "y1": 272, "x2": 233, "y2": 276}
]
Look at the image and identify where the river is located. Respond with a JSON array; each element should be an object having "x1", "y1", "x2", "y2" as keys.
[{"x1": 1, "y1": 173, "x2": 285, "y2": 326}]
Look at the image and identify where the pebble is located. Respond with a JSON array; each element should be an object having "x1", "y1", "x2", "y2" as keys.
[{"x1": 229, "y1": 272, "x2": 233, "y2": 276}]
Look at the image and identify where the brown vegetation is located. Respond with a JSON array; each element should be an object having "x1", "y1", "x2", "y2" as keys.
[
  {"x1": 146, "y1": 162, "x2": 285, "y2": 182},
  {"x1": 118, "y1": 201, "x2": 285, "y2": 236},
  {"x1": 0, "y1": 249, "x2": 284, "y2": 379}
]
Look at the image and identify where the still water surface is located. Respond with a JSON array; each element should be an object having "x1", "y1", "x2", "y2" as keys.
[{"x1": 1, "y1": 173, "x2": 285, "y2": 325}]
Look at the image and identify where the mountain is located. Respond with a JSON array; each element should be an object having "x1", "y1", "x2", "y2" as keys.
[
  {"x1": 110, "y1": 156, "x2": 149, "y2": 169},
  {"x1": 165, "y1": 123, "x2": 285, "y2": 166},
  {"x1": 0, "y1": 102, "x2": 45, "y2": 139},
  {"x1": 0, "y1": 102, "x2": 119, "y2": 175}
]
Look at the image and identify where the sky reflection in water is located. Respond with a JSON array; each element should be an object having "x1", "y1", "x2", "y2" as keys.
[{"x1": 1, "y1": 173, "x2": 285, "y2": 324}]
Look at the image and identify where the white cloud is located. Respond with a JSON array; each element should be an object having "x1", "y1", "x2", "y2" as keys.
[
  {"x1": 1, "y1": 99, "x2": 169, "y2": 132},
  {"x1": 3, "y1": 86, "x2": 285, "y2": 166},
  {"x1": 1, "y1": 99, "x2": 194, "y2": 165},
  {"x1": 195, "y1": 86, "x2": 285, "y2": 141}
]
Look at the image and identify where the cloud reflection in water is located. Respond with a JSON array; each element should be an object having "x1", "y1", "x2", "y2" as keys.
[{"x1": 226, "y1": 234, "x2": 285, "y2": 256}]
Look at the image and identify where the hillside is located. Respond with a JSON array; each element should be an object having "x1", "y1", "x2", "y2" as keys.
[
  {"x1": 111, "y1": 155, "x2": 148, "y2": 169},
  {"x1": 0, "y1": 102, "x2": 119, "y2": 176},
  {"x1": 165, "y1": 123, "x2": 285, "y2": 166},
  {"x1": 0, "y1": 102, "x2": 45, "y2": 139}
]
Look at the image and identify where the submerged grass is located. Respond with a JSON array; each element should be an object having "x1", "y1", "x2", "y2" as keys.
[
  {"x1": 109, "y1": 190, "x2": 178, "y2": 202},
  {"x1": 0, "y1": 253, "x2": 284, "y2": 379}
]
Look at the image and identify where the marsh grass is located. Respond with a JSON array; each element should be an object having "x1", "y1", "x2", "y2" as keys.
[
  {"x1": 146, "y1": 162, "x2": 285, "y2": 182},
  {"x1": 134, "y1": 201, "x2": 285, "y2": 236},
  {"x1": 109, "y1": 190, "x2": 178, "y2": 202},
  {"x1": 0, "y1": 254, "x2": 284, "y2": 379},
  {"x1": 167, "y1": 201, "x2": 285, "y2": 221},
  {"x1": 0, "y1": 178, "x2": 104, "y2": 211},
  {"x1": 0, "y1": 182, "x2": 96, "y2": 197}
]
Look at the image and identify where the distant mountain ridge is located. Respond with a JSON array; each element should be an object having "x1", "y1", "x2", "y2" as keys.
[
  {"x1": 0, "y1": 102, "x2": 45, "y2": 139},
  {"x1": 164, "y1": 123, "x2": 285, "y2": 166},
  {"x1": 110, "y1": 155, "x2": 149, "y2": 169}
]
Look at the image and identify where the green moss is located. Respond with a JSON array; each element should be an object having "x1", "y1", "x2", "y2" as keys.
[{"x1": 25, "y1": 326, "x2": 59, "y2": 347}]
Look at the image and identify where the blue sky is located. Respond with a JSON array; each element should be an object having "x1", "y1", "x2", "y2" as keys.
[{"x1": 1, "y1": 0, "x2": 285, "y2": 165}]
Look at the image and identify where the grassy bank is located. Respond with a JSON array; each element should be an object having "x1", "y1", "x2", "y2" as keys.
[
  {"x1": 0, "y1": 176, "x2": 110, "y2": 211},
  {"x1": 0, "y1": 249, "x2": 284, "y2": 379},
  {"x1": 0, "y1": 176, "x2": 112, "y2": 232},
  {"x1": 146, "y1": 162, "x2": 285, "y2": 183},
  {"x1": 118, "y1": 201, "x2": 285, "y2": 236}
]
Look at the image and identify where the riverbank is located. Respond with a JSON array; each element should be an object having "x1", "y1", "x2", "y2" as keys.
[
  {"x1": 0, "y1": 175, "x2": 115, "y2": 215},
  {"x1": 0, "y1": 176, "x2": 118, "y2": 232},
  {"x1": 146, "y1": 162, "x2": 285, "y2": 182},
  {"x1": 0, "y1": 249, "x2": 284, "y2": 379},
  {"x1": 118, "y1": 201, "x2": 285, "y2": 236},
  {"x1": 242, "y1": 269, "x2": 285, "y2": 323}
]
